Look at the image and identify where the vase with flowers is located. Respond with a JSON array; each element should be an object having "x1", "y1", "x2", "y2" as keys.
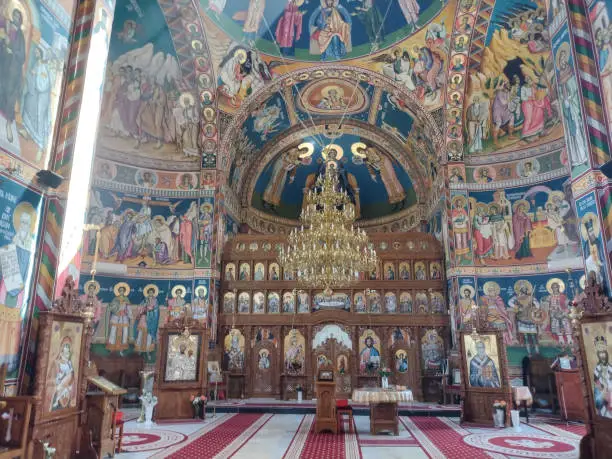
[
  {"x1": 190, "y1": 394, "x2": 208, "y2": 419},
  {"x1": 379, "y1": 367, "x2": 392, "y2": 389},
  {"x1": 492, "y1": 400, "x2": 507, "y2": 427}
]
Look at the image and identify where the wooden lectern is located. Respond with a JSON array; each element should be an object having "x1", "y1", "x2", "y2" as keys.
[
  {"x1": 315, "y1": 365, "x2": 337, "y2": 434},
  {"x1": 84, "y1": 376, "x2": 127, "y2": 458}
]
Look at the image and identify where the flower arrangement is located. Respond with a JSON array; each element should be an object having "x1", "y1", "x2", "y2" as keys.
[
  {"x1": 190, "y1": 394, "x2": 208, "y2": 405},
  {"x1": 379, "y1": 367, "x2": 392, "y2": 378},
  {"x1": 190, "y1": 394, "x2": 208, "y2": 419},
  {"x1": 295, "y1": 384, "x2": 303, "y2": 392},
  {"x1": 493, "y1": 400, "x2": 507, "y2": 410}
]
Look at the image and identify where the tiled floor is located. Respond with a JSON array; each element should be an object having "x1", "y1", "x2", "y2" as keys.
[{"x1": 115, "y1": 409, "x2": 583, "y2": 459}]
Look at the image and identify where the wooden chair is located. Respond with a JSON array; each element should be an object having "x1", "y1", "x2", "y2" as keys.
[
  {"x1": 442, "y1": 377, "x2": 461, "y2": 405},
  {"x1": 0, "y1": 396, "x2": 33, "y2": 459},
  {"x1": 336, "y1": 399, "x2": 354, "y2": 433},
  {"x1": 110, "y1": 406, "x2": 125, "y2": 453}
]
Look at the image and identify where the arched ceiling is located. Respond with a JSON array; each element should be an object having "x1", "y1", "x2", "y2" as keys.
[
  {"x1": 219, "y1": 66, "x2": 444, "y2": 225},
  {"x1": 200, "y1": 0, "x2": 447, "y2": 61},
  {"x1": 93, "y1": 0, "x2": 569, "y2": 226}
]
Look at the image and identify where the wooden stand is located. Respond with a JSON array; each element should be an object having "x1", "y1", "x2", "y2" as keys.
[
  {"x1": 554, "y1": 369, "x2": 586, "y2": 422},
  {"x1": 154, "y1": 317, "x2": 208, "y2": 420},
  {"x1": 28, "y1": 277, "x2": 93, "y2": 458},
  {"x1": 571, "y1": 278, "x2": 612, "y2": 458},
  {"x1": 0, "y1": 396, "x2": 33, "y2": 459},
  {"x1": 315, "y1": 365, "x2": 336, "y2": 434},
  {"x1": 370, "y1": 402, "x2": 399, "y2": 435},
  {"x1": 84, "y1": 376, "x2": 127, "y2": 457},
  {"x1": 459, "y1": 329, "x2": 512, "y2": 427}
]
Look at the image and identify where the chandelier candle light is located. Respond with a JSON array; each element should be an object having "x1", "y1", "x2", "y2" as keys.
[{"x1": 279, "y1": 164, "x2": 377, "y2": 295}]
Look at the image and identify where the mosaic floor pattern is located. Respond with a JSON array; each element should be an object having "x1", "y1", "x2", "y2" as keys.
[{"x1": 116, "y1": 413, "x2": 584, "y2": 459}]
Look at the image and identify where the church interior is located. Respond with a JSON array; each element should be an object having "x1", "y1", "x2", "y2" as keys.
[{"x1": 1, "y1": 0, "x2": 612, "y2": 457}]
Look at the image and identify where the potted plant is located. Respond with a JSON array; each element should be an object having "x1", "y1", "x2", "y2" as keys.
[
  {"x1": 379, "y1": 367, "x2": 392, "y2": 389},
  {"x1": 492, "y1": 400, "x2": 507, "y2": 427},
  {"x1": 296, "y1": 384, "x2": 303, "y2": 403}
]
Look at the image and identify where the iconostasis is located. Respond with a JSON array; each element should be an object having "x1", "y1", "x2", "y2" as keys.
[{"x1": 219, "y1": 233, "x2": 449, "y2": 401}]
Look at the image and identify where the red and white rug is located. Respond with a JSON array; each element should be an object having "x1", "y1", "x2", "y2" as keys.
[
  {"x1": 121, "y1": 429, "x2": 187, "y2": 453},
  {"x1": 462, "y1": 432, "x2": 580, "y2": 458}
]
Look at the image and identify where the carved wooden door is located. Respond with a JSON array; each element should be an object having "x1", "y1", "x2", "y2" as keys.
[
  {"x1": 251, "y1": 341, "x2": 275, "y2": 396},
  {"x1": 389, "y1": 327, "x2": 420, "y2": 392},
  {"x1": 312, "y1": 339, "x2": 352, "y2": 399}
]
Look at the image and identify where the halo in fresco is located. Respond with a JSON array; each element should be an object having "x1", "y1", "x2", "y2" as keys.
[{"x1": 201, "y1": 0, "x2": 447, "y2": 61}]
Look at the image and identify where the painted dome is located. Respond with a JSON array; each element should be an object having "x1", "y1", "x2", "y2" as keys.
[{"x1": 201, "y1": 0, "x2": 446, "y2": 61}]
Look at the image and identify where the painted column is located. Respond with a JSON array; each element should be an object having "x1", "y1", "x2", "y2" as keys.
[
  {"x1": 35, "y1": 0, "x2": 116, "y2": 309},
  {"x1": 548, "y1": 0, "x2": 612, "y2": 291}
]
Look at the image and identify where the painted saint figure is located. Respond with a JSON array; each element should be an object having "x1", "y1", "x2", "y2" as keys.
[
  {"x1": 469, "y1": 341, "x2": 500, "y2": 388},
  {"x1": 134, "y1": 286, "x2": 159, "y2": 357},
  {"x1": 50, "y1": 337, "x2": 75, "y2": 411},
  {"x1": 541, "y1": 280, "x2": 572, "y2": 346},
  {"x1": 0, "y1": 202, "x2": 37, "y2": 371},
  {"x1": 106, "y1": 283, "x2": 131, "y2": 354},
  {"x1": 593, "y1": 336, "x2": 612, "y2": 418},
  {"x1": 359, "y1": 336, "x2": 380, "y2": 372},
  {"x1": 276, "y1": 0, "x2": 303, "y2": 53},
  {"x1": 309, "y1": 0, "x2": 352, "y2": 61},
  {"x1": 0, "y1": 8, "x2": 26, "y2": 144}
]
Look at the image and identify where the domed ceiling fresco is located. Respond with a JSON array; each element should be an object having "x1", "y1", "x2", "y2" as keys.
[
  {"x1": 200, "y1": 0, "x2": 446, "y2": 61},
  {"x1": 202, "y1": 0, "x2": 455, "y2": 113},
  {"x1": 457, "y1": 0, "x2": 564, "y2": 158},
  {"x1": 250, "y1": 133, "x2": 418, "y2": 220}
]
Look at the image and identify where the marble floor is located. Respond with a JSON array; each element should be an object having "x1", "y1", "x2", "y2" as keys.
[{"x1": 115, "y1": 409, "x2": 584, "y2": 459}]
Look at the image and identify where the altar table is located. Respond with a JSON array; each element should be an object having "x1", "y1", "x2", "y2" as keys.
[{"x1": 352, "y1": 388, "x2": 413, "y2": 435}]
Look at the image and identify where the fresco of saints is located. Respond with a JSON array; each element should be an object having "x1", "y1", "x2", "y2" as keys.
[
  {"x1": 22, "y1": 46, "x2": 56, "y2": 158},
  {"x1": 509, "y1": 280, "x2": 541, "y2": 356},
  {"x1": 396, "y1": 350, "x2": 408, "y2": 373},
  {"x1": 541, "y1": 279, "x2": 572, "y2": 346},
  {"x1": 451, "y1": 196, "x2": 470, "y2": 260},
  {"x1": 80, "y1": 281, "x2": 103, "y2": 334},
  {"x1": 593, "y1": 336, "x2": 612, "y2": 418},
  {"x1": 480, "y1": 281, "x2": 514, "y2": 345},
  {"x1": 285, "y1": 331, "x2": 305, "y2": 374},
  {"x1": 133, "y1": 285, "x2": 160, "y2": 357},
  {"x1": 263, "y1": 147, "x2": 303, "y2": 209},
  {"x1": 556, "y1": 45, "x2": 588, "y2": 166},
  {"x1": 309, "y1": 0, "x2": 352, "y2": 61},
  {"x1": 169, "y1": 285, "x2": 188, "y2": 320},
  {"x1": 352, "y1": 0, "x2": 384, "y2": 46},
  {"x1": 50, "y1": 337, "x2": 75, "y2": 411},
  {"x1": 363, "y1": 147, "x2": 406, "y2": 205},
  {"x1": 398, "y1": 0, "x2": 420, "y2": 31},
  {"x1": 275, "y1": 0, "x2": 304, "y2": 53},
  {"x1": 513, "y1": 201, "x2": 533, "y2": 260},
  {"x1": 0, "y1": 201, "x2": 37, "y2": 370},
  {"x1": 0, "y1": 8, "x2": 26, "y2": 144},
  {"x1": 359, "y1": 335, "x2": 380, "y2": 372},
  {"x1": 458, "y1": 285, "x2": 475, "y2": 328},
  {"x1": 469, "y1": 341, "x2": 500, "y2": 388},
  {"x1": 106, "y1": 283, "x2": 131, "y2": 354},
  {"x1": 225, "y1": 330, "x2": 244, "y2": 371},
  {"x1": 192, "y1": 286, "x2": 209, "y2": 322},
  {"x1": 519, "y1": 75, "x2": 553, "y2": 140},
  {"x1": 165, "y1": 341, "x2": 197, "y2": 381},
  {"x1": 242, "y1": 0, "x2": 266, "y2": 43},
  {"x1": 258, "y1": 349, "x2": 271, "y2": 369}
]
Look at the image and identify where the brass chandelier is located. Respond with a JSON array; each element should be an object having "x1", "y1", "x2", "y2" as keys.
[{"x1": 278, "y1": 163, "x2": 377, "y2": 295}]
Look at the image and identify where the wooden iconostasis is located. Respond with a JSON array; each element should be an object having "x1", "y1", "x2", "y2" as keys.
[{"x1": 218, "y1": 233, "x2": 450, "y2": 401}]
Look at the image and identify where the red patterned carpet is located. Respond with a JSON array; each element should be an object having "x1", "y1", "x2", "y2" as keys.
[
  {"x1": 166, "y1": 413, "x2": 265, "y2": 458},
  {"x1": 118, "y1": 413, "x2": 583, "y2": 458}
]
